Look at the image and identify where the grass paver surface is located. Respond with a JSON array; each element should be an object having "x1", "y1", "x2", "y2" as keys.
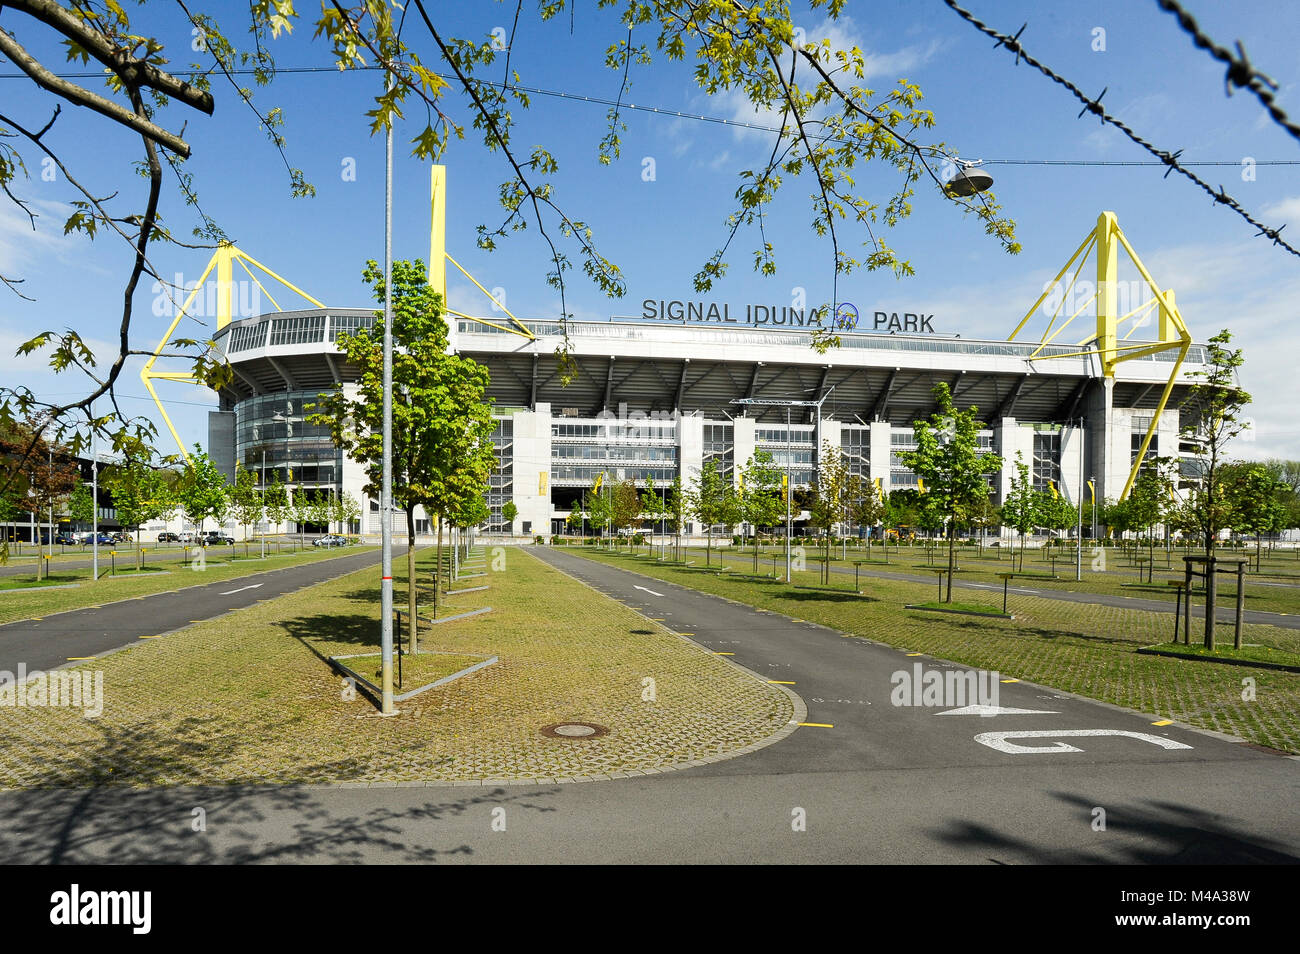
[{"x1": 0, "y1": 547, "x2": 791, "y2": 788}]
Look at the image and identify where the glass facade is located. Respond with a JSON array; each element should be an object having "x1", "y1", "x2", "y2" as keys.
[
  {"x1": 1033, "y1": 428, "x2": 1061, "y2": 491},
  {"x1": 487, "y1": 418, "x2": 514, "y2": 532},
  {"x1": 756, "y1": 424, "x2": 814, "y2": 486},
  {"x1": 235, "y1": 391, "x2": 343, "y2": 494},
  {"x1": 841, "y1": 425, "x2": 870, "y2": 480},
  {"x1": 702, "y1": 423, "x2": 734, "y2": 481},
  {"x1": 550, "y1": 416, "x2": 678, "y2": 486}
]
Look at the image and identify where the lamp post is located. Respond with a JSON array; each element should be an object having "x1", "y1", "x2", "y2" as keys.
[
  {"x1": 90, "y1": 408, "x2": 98, "y2": 580},
  {"x1": 378, "y1": 68, "x2": 396, "y2": 716},
  {"x1": 732, "y1": 386, "x2": 837, "y2": 582},
  {"x1": 1075, "y1": 417, "x2": 1085, "y2": 582}
]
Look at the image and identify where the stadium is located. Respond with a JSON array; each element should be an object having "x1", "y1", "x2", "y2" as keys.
[{"x1": 156, "y1": 171, "x2": 1207, "y2": 540}]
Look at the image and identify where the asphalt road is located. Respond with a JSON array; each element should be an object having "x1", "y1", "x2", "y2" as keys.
[
  {"x1": 0, "y1": 545, "x2": 1295, "y2": 864},
  {"x1": 0, "y1": 546, "x2": 392, "y2": 673}
]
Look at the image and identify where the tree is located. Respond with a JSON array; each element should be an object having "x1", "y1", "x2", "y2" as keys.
[
  {"x1": 565, "y1": 504, "x2": 584, "y2": 536},
  {"x1": 68, "y1": 482, "x2": 94, "y2": 533},
  {"x1": 8, "y1": 424, "x2": 80, "y2": 580},
  {"x1": 807, "y1": 443, "x2": 851, "y2": 584},
  {"x1": 1125, "y1": 461, "x2": 1176, "y2": 580},
  {"x1": 1226, "y1": 464, "x2": 1286, "y2": 571},
  {"x1": 588, "y1": 475, "x2": 611, "y2": 544},
  {"x1": 739, "y1": 451, "x2": 784, "y2": 572},
  {"x1": 103, "y1": 454, "x2": 173, "y2": 570},
  {"x1": 228, "y1": 465, "x2": 263, "y2": 553},
  {"x1": 611, "y1": 480, "x2": 642, "y2": 546},
  {"x1": 0, "y1": 2, "x2": 1018, "y2": 481},
  {"x1": 1181, "y1": 329, "x2": 1252, "y2": 558},
  {"x1": 309, "y1": 259, "x2": 495, "y2": 644},
  {"x1": 176, "y1": 445, "x2": 229, "y2": 538},
  {"x1": 688, "y1": 461, "x2": 729, "y2": 567},
  {"x1": 501, "y1": 501, "x2": 519, "y2": 534},
  {"x1": 899, "y1": 384, "x2": 1002, "y2": 602},
  {"x1": 334, "y1": 492, "x2": 362, "y2": 536},
  {"x1": 966, "y1": 490, "x2": 999, "y2": 554},
  {"x1": 263, "y1": 475, "x2": 289, "y2": 541},
  {"x1": 1001, "y1": 452, "x2": 1038, "y2": 572},
  {"x1": 639, "y1": 477, "x2": 664, "y2": 548},
  {"x1": 666, "y1": 474, "x2": 688, "y2": 561},
  {"x1": 850, "y1": 478, "x2": 888, "y2": 557}
]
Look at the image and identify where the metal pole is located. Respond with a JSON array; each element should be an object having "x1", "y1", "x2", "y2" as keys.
[
  {"x1": 260, "y1": 449, "x2": 266, "y2": 559},
  {"x1": 1076, "y1": 418, "x2": 1084, "y2": 582},
  {"x1": 91, "y1": 412, "x2": 99, "y2": 581},
  {"x1": 378, "y1": 73, "x2": 395, "y2": 716},
  {"x1": 785, "y1": 404, "x2": 792, "y2": 582}
]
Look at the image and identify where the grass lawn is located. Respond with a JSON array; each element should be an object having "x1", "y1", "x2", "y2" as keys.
[
  {"x1": 565, "y1": 546, "x2": 1300, "y2": 754},
  {"x1": 910, "y1": 600, "x2": 1009, "y2": 616},
  {"x1": 0, "y1": 546, "x2": 379, "y2": 626},
  {"x1": 0, "y1": 547, "x2": 791, "y2": 788}
]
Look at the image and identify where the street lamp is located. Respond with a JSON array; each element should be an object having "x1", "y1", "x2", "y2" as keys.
[
  {"x1": 732, "y1": 386, "x2": 837, "y2": 582},
  {"x1": 943, "y1": 157, "x2": 994, "y2": 197}
]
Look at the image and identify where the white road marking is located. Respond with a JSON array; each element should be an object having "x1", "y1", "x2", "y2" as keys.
[
  {"x1": 219, "y1": 583, "x2": 264, "y2": 595},
  {"x1": 973, "y1": 728, "x2": 1193, "y2": 755},
  {"x1": 936, "y1": 704, "x2": 1060, "y2": 716},
  {"x1": 633, "y1": 585, "x2": 665, "y2": 597}
]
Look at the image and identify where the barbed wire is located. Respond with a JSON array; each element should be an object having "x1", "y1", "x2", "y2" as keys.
[
  {"x1": 942, "y1": 0, "x2": 1299, "y2": 259},
  {"x1": 1155, "y1": 0, "x2": 1300, "y2": 145}
]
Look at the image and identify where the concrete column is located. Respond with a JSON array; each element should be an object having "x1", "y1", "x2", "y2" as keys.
[
  {"x1": 678, "y1": 412, "x2": 704, "y2": 483},
  {"x1": 1059, "y1": 422, "x2": 1085, "y2": 505},
  {"x1": 732, "y1": 415, "x2": 756, "y2": 484},
  {"x1": 511, "y1": 403, "x2": 552, "y2": 536},
  {"x1": 869, "y1": 421, "x2": 891, "y2": 490}
]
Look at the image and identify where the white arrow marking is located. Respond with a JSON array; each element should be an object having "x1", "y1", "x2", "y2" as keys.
[
  {"x1": 220, "y1": 583, "x2": 264, "y2": 596},
  {"x1": 937, "y1": 704, "x2": 1059, "y2": 716},
  {"x1": 633, "y1": 585, "x2": 664, "y2": 597},
  {"x1": 973, "y1": 729, "x2": 1193, "y2": 755}
]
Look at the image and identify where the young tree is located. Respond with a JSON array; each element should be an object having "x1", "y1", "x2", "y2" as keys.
[
  {"x1": 501, "y1": 500, "x2": 519, "y2": 535},
  {"x1": 1182, "y1": 329, "x2": 1252, "y2": 557},
  {"x1": 1001, "y1": 452, "x2": 1038, "y2": 572},
  {"x1": 1125, "y1": 463, "x2": 1175, "y2": 580},
  {"x1": 13, "y1": 428, "x2": 80, "y2": 579},
  {"x1": 851, "y1": 478, "x2": 889, "y2": 558},
  {"x1": 565, "y1": 503, "x2": 584, "y2": 536},
  {"x1": 334, "y1": 492, "x2": 362, "y2": 537},
  {"x1": 1226, "y1": 464, "x2": 1286, "y2": 571},
  {"x1": 68, "y1": 482, "x2": 95, "y2": 534},
  {"x1": 263, "y1": 475, "x2": 289, "y2": 541},
  {"x1": 176, "y1": 445, "x2": 229, "y2": 539},
  {"x1": 309, "y1": 259, "x2": 495, "y2": 644},
  {"x1": 588, "y1": 475, "x2": 611, "y2": 544},
  {"x1": 103, "y1": 455, "x2": 173, "y2": 569},
  {"x1": 899, "y1": 384, "x2": 1002, "y2": 602},
  {"x1": 611, "y1": 479, "x2": 642, "y2": 547},
  {"x1": 666, "y1": 474, "x2": 688, "y2": 561},
  {"x1": 807, "y1": 443, "x2": 851, "y2": 583},
  {"x1": 228, "y1": 465, "x2": 263, "y2": 554},
  {"x1": 639, "y1": 477, "x2": 664, "y2": 549},
  {"x1": 688, "y1": 461, "x2": 729, "y2": 566},
  {"x1": 739, "y1": 451, "x2": 784, "y2": 572}
]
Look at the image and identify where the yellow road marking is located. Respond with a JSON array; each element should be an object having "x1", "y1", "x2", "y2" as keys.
[
  {"x1": 1000, "y1": 678, "x2": 1020, "y2": 683},
  {"x1": 798, "y1": 722, "x2": 834, "y2": 728},
  {"x1": 139, "y1": 635, "x2": 163, "y2": 639},
  {"x1": 678, "y1": 632, "x2": 695, "y2": 636},
  {"x1": 649, "y1": 617, "x2": 666, "y2": 621},
  {"x1": 30, "y1": 617, "x2": 43, "y2": 620},
  {"x1": 711, "y1": 651, "x2": 735, "y2": 656},
  {"x1": 767, "y1": 680, "x2": 796, "y2": 684},
  {"x1": 1151, "y1": 719, "x2": 1173, "y2": 726},
  {"x1": 66, "y1": 656, "x2": 95, "y2": 660},
  {"x1": 906, "y1": 652, "x2": 923, "y2": 657}
]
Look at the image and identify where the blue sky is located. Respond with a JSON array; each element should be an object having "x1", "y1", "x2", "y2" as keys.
[{"x1": 2, "y1": 0, "x2": 1298, "y2": 459}]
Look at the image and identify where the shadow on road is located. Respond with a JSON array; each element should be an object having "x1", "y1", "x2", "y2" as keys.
[{"x1": 929, "y1": 790, "x2": 1299, "y2": 863}]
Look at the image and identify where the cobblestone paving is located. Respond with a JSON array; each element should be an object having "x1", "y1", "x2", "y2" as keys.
[{"x1": 0, "y1": 549, "x2": 794, "y2": 788}]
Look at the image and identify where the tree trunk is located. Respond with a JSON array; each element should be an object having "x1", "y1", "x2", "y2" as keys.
[
  {"x1": 433, "y1": 516, "x2": 443, "y2": 621},
  {"x1": 136, "y1": 530, "x2": 142, "y2": 572},
  {"x1": 407, "y1": 507, "x2": 419, "y2": 654},
  {"x1": 946, "y1": 519, "x2": 956, "y2": 603}
]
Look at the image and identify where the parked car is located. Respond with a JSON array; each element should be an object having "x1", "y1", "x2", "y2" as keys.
[
  {"x1": 79, "y1": 531, "x2": 115, "y2": 546},
  {"x1": 157, "y1": 532, "x2": 180, "y2": 543},
  {"x1": 109, "y1": 531, "x2": 131, "y2": 544},
  {"x1": 312, "y1": 534, "x2": 349, "y2": 548},
  {"x1": 203, "y1": 531, "x2": 235, "y2": 546},
  {"x1": 177, "y1": 532, "x2": 196, "y2": 544},
  {"x1": 53, "y1": 532, "x2": 80, "y2": 546}
]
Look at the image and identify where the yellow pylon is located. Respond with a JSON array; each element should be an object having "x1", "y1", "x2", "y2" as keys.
[{"x1": 1008, "y1": 211, "x2": 1193, "y2": 500}]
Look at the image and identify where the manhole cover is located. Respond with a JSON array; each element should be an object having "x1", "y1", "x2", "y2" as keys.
[{"x1": 541, "y1": 722, "x2": 609, "y2": 739}]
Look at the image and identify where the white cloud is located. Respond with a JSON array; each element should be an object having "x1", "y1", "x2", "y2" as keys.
[{"x1": 1259, "y1": 195, "x2": 1300, "y2": 226}]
